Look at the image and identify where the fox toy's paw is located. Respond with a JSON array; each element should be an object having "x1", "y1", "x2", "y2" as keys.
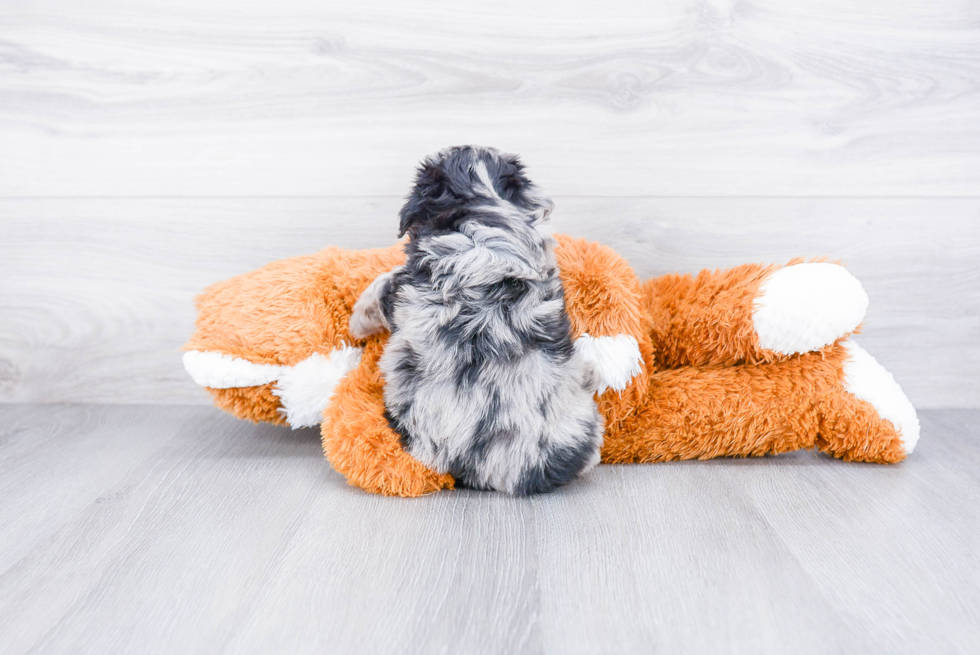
[
  {"x1": 574, "y1": 333, "x2": 643, "y2": 394},
  {"x1": 753, "y1": 263, "x2": 869, "y2": 356},
  {"x1": 840, "y1": 341, "x2": 921, "y2": 455},
  {"x1": 815, "y1": 340, "x2": 920, "y2": 464},
  {"x1": 183, "y1": 346, "x2": 363, "y2": 428}
]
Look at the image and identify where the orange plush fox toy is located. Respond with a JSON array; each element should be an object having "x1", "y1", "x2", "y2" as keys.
[{"x1": 184, "y1": 236, "x2": 920, "y2": 497}]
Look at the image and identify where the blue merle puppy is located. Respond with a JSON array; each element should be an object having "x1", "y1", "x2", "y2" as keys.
[{"x1": 349, "y1": 146, "x2": 604, "y2": 495}]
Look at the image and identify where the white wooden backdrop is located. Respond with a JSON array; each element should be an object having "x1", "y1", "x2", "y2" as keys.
[{"x1": 1, "y1": 0, "x2": 978, "y2": 407}]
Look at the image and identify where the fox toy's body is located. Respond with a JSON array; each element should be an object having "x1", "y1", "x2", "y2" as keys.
[{"x1": 184, "y1": 235, "x2": 919, "y2": 497}]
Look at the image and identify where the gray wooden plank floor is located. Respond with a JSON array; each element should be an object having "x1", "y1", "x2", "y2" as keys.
[{"x1": 1, "y1": 404, "x2": 977, "y2": 655}]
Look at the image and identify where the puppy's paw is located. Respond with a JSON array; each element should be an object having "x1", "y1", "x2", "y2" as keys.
[
  {"x1": 349, "y1": 304, "x2": 386, "y2": 340},
  {"x1": 753, "y1": 262, "x2": 868, "y2": 355},
  {"x1": 349, "y1": 267, "x2": 400, "y2": 339},
  {"x1": 574, "y1": 333, "x2": 643, "y2": 394}
]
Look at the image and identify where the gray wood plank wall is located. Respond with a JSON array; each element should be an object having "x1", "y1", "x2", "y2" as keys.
[{"x1": 1, "y1": 1, "x2": 978, "y2": 407}]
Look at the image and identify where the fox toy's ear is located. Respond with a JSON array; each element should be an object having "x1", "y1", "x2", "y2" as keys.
[{"x1": 398, "y1": 162, "x2": 461, "y2": 238}]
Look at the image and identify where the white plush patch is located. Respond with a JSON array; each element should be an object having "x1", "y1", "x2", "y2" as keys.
[
  {"x1": 182, "y1": 350, "x2": 284, "y2": 389},
  {"x1": 574, "y1": 333, "x2": 643, "y2": 395},
  {"x1": 842, "y1": 341, "x2": 921, "y2": 454},
  {"x1": 272, "y1": 347, "x2": 363, "y2": 429},
  {"x1": 753, "y1": 263, "x2": 869, "y2": 355},
  {"x1": 183, "y1": 346, "x2": 363, "y2": 429}
]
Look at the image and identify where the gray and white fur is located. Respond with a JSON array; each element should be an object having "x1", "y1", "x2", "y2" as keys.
[{"x1": 350, "y1": 146, "x2": 604, "y2": 495}]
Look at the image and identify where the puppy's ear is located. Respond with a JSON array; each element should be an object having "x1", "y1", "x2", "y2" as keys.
[
  {"x1": 398, "y1": 162, "x2": 458, "y2": 238},
  {"x1": 497, "y1": 154, "x2": 530, "y2": 202},
  {"x1": 499, "y1": 153, "x2": 553, "y2": 221}
]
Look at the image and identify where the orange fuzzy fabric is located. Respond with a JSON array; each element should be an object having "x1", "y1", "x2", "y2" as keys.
[
  {"x1": 642, "y1": 257, "x2": 841, "y2": 368},
  {"x1": 600, "y1": 344, "x2": 904, "y2": 465},
  {"x1": 186, "y1": 236, "x2": 905, "y2": 497},
  {"x1": 643, "y1": 263, "x2": 778, "y2": 368},
  {"x1": 553, "y1": 235, "x2": 645, "y2": 340},
  {"x1": 322, "y1": 339, "x2": 455, "y2": 496}
]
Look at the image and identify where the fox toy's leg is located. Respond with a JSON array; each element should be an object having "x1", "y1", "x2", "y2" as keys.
[
  {"x1": 553, "y1": 235, "x2": 653, "y2": 394},
  {"x1": 642, "y1": 261, "x2": 869, "y2": 368},
  {"x1": 600, "y1": 341, "x2": 918, "y2": 465},
  {"x1": 321, "y1": 339, "x2": 455, "y2": 497}
]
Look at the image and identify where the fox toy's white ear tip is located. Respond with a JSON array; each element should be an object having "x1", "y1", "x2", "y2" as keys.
[
  {"x1": 753, "y1": 263, "x2": 869, "y2": 356},
  {"x1": 574, "y1": 333, "x2": 643, "y2": 395}
]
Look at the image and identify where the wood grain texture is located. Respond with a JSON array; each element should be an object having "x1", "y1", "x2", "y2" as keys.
[
  {"x1": 3, "y1": 4, "x2": 976, "y2": 652},
  {"x1": 1, "y1": 404, "x2": 977, "y2": 654},
  {"x1": 1, "y1": 0, "x2": 979, "y2": 196},
  {"x1": 1, "y1": 197, "x2": 976, "y2": 407}
]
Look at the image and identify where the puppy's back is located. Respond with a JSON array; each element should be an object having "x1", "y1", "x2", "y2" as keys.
[{"x1": 380, "y1": 216, "x2": 604, "y2": 494}]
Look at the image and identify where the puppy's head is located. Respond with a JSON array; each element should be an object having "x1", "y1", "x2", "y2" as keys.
[{"x1": 398, "y1": 146, "x2": 554, "y2": 239}]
